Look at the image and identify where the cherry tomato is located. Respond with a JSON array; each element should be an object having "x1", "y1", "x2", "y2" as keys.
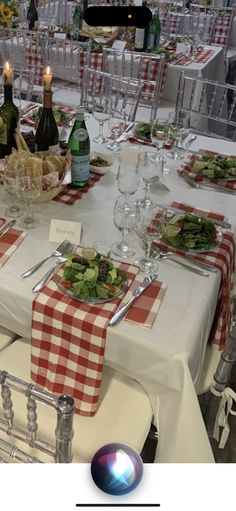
[
  {"x1": 62, "y1": 279, "x2": 72, "y2": 289},
  {"x1": 211, "y1": 231, "x2": 217, "y2": 240},
  {"x1": 178, "y1": 219, "x2": 185, "y2": 229}
]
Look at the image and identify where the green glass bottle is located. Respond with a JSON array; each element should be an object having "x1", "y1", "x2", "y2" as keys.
[
  {"x1": 73, "y1": 1, "x2": 82, "y2": 28},
  {"x1": 0, "y1": 65, "x2": 19, "y2": 159},
  {"x1": 147, "y1": 10, "x2": 161, "y2": 51},
  {"x1": 68, "y1": 106, "x2": 90, "y2": 188}
]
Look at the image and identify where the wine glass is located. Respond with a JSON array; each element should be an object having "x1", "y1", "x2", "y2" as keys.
[
  {"x1": 117, "y1": 160, "x2": 139, "y2": 202},
  {"x1": 138, "y1": 151, "x2": 164, "y2": 209},
  {"x1": 136, "y1": 205, "x2": 166, "y2": 274},
  {"x1": 16, "y1": 166, "x2": 42, "y2": 229},
  {"x1": 150, "y1": 117, "x2": 170, "y2": 158},
  {"x1": 166, "y1": 111, "x2": 190, "y2": 160},
  {"x1": 3, "y1": 165, "x2": 22, "y2": 218},
  {"x1": 106, "y1": 112, "x2": 127, "y2": 152},
  {"x1": 112, "y1": 195, "x2": 140, "y2": 259},
  {"x1": 92, "y1": 100, "x2": 111, "y2": 144}
]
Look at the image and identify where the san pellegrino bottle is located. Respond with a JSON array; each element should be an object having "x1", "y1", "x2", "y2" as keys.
[
  {"x1": 27, "y1": 0, "x2": 38, "y2": 31},
  {"x1": 68, "y1": 106, "x2": 90, "y2": 188},
  {"x1": 35, "y1": 85, "x2": 59, "y2": 152},
  {"x1": 147, "y1": 10, "x2": 161, "y2": 51},
  {"x1": 0, "y1": 66, "x2": 19, "y2": 159}
]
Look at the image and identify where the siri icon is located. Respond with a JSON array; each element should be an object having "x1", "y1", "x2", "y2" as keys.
[{"x1": 91, "y1": 443, "x2": 143, "y2": 496}]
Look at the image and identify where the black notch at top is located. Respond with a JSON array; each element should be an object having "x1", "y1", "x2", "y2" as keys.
[{"x1": 84, "y1": 6, "x2": 152, "y2": 28}]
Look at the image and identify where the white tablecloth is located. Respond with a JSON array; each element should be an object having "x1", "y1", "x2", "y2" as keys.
[{"x1": 1, "y1": 116, "x2": 236, "y2": 462}]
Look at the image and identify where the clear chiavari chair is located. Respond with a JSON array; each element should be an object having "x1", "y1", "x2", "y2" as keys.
[
  {"x1": 159, "y1": 9, "x2": 215, "y2": 45},
  {"x1": 81, "y1": 66, "x2": 143, "y2": 122},
  {"x1": 190, "y1": 4, "x2": 235, "y2": 57},
  {"x1": 176, "y1": 71, "x2": 236, "y2": 140},
  {"x1": 102, "y1": 48, "x2": 166, "y2": 121},
  {"x1": 49, "y1": 38, "x2": 91, "y2": 107},
  {"x1": 0, "y1": 338, "x2": 155, "y2": 463}
]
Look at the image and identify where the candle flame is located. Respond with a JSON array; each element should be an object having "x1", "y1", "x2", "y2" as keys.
[
  {"x1": 45, "y1": 66, "x2": 51, "y2": 75},
  {"x1": 5, "y1": 61, "x2": 10, "y2": 70}
]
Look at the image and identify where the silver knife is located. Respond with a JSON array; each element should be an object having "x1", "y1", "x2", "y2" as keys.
[
  {"x1": 159, "y1": 203, "x2": 231, "y2": 229},
  {"x1": 116, "y1": 122, "x2": 134, "y2": 143},
  {"x1": 0, "y1": 219, "x2": 16, "y2": 239},
  {"x1": 109, "y1": 274, "x2": 158, "y2": 326}
]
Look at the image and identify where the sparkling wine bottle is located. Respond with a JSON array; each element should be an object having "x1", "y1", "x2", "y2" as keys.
[
  {"x1": 68, "y1": 106, "x2": 90, "y2": 188},
  {"x1": 0, "y1": 64, "x2": 19, "y2": 159},
  {"x1": 27, "y1": 0, "x2": 38, "y2": 31},
  {"x1": 35, "y1": 68, "x2": 59, "y2": 152}
]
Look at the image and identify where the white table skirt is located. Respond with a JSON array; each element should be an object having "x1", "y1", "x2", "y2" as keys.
[{"x1": 1, "y1": 118, "x2": 236, "y2": 462}]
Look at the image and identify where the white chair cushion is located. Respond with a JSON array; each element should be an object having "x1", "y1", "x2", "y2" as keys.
[{"x1": 0, "y1": 338, "x2": 153, "y2": 462}]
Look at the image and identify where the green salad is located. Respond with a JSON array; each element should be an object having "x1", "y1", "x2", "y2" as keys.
[
  {"x1": 147, "y1": 48, "x2": 176, "y2": 62},
  {"x1": 191, "y1": 154, "x2": 236, "y2": 180},
  {"x1": 60, "y1": 253, "x2": 127, "y2": 301},
  {"x1": 31, "y1": 107, "x2": 72, "y2": 125},
  {"x1": 162, "y1": 212, "x2": 218, "y2": 251},
  {"x1": 133, "y1": 122, "x2": 151, "y2": 142}
]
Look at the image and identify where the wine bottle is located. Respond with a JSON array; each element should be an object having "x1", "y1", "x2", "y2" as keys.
[
  {"x1": 68, "y1": 106, "x2": 90, "y2": 188},
  {"x1": 0, "y1": 64, "x2": 19, "y2": 159},
  {"x1": 72, "y1": 1, "x2": 82, "y2": 29},
  {"x1": 27, "y1": 0, "x2": 38, "y2": 31},
  {"x1": 134, "y1": 1, "x2": 149, "y2": 52},
  {"x1": 35, "y1": 68, "x2": 59, "y2": 152},
  {"x1": 147, "y1": 10, "x2": 161, "y2": 51}
]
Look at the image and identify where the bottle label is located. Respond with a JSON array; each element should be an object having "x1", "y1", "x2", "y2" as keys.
[
  {"x1": 135, "y1": 28, "x2": 145, "y2": 49},
  {"x1": 71, "y1": 154, "x2": 90, "y2": 182},
  {"x1": 0, "y1": 118, "x2": 7, "y2": 145},
  {"x1": 73, "y1": 128, "x2": 88, "y2": 142},
  {"x1": 49, "y1": 143, "x2": 60, "y2": 153}
]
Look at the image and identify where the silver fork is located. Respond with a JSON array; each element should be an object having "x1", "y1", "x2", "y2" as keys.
[
  {"x1": 32, "y1": 242, "x2": 75, "y2": 293},
  {"x1": 21, "y1": 240, "x2": 73, "y2": 278},
  {"x1": 182, "y1": 174, "x2": 236, "y2": 196},
  {"x1": 151, "y1": 244, "x2": 217, "y2": 273}
]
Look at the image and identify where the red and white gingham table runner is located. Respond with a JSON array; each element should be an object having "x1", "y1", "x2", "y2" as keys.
[
  {"x1": 212, "y1": 15, "x2": 231, "y2": 45},
  {"x1": 25, "y1": 46, "x2": 44, "y2": 86},
  {"x1": 0, "y1": 228, "x2": 26, "y2": 267},
  {"x1": 138, "y1": 60, "x2": 168, "y2": 98},
  {"x1": 31, "y1": 259, "x2": 166, "y2": 415},
  {"x1": 53, "y1": 172, "x2": 103, "y2": 205},
  {"x1": 178, "y1": 151, "x2": 236, "y2": 191},
  {"x1": 156, "y1": 201, "x2": 235, "y2": 350}
]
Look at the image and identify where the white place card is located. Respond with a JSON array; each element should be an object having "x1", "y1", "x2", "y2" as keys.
[
  {"x1": 176, "y1": 42, "x2": 189, "y2": 54},
  {"x1": 54, "y1": 32, "x2": 67, "y2": 40},
  {"x1": 49, "y1": 219, "x2": 81, "y2": 244},
  {"x1": 112, "y1": 39, "x2": 127, "y2": 51}
]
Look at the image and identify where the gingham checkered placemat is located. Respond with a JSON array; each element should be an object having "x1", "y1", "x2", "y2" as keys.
[
  {"x1": 0, "y1": 228, "x2": 26, "y2": 267},
  {"x1": 124, "y1": 277, "x2": 167, "y2": 327},
  {"x1": 178, "y1": 151, "x2": 236, "y2": 191},
  {"x1": 156, "y1": 202, "x2": 235, "y2": 350},
  {"x1": 194, "y1": 49, "x2": 214, "y2": 64},
  {"x1": 53, "y1": 172, "x2": 102, "y2": 205},
  {"x1": 31, "y1": 257, "x2": 166, "y2": 415},
  {"x1": 212, "y1": 15, "x2": 231, "y2": 45}
]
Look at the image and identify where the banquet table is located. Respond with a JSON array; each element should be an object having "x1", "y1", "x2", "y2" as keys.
[{"x1": 0, "y1": 111, "x2": 236, "y2": 462}]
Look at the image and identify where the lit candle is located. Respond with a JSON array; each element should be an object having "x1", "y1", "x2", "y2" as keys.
[
  {"x1": 3, "y1": 61, "x2": 13, "y2": 85},
  {"x1": 43, "y1": 66, "x2": 52, "y2": 91}
]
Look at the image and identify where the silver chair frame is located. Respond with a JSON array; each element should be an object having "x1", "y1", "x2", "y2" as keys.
[{"x1": 0, "y1": 370, "x2": 74, "y2": 463}]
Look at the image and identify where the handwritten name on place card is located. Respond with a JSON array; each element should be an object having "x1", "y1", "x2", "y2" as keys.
[{"x1": 49, "y1": 219, "x2": 81, "y2": 244}]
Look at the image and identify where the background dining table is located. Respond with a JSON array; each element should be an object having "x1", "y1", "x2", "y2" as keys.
[{"x1": 0, "y1": 110, "x2": 236, "y2": 462}]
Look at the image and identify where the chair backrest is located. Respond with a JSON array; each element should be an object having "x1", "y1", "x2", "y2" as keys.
[
  {"x1": 102, "y1": 48, "x2": 166, "y2": 121},
  {"x1": 81, "y1": 66, "x2": 143, "y2": 122},
  {"x1": 176, "y1": 71, "x2": 236, "y2": 140},
  {"x1": 190, "y1": 4, "x2": 235, "y2": 55},
  {"x1": 0, "y1": 369, "x2": 74, "y2": 463},
  {"x1": 45, "y1": 38, "x2": 90, "y2": 86},
  {"x1": 159, "y1": 10, "x2": 216, "y2": 44}
]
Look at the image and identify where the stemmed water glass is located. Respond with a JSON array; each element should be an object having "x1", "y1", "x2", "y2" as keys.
[
  {"x1": 150, "y1": 117, "x2": 170, "y2": 159},
  {"x1": 16, "y1": 166, "x2": 42, "y2": 229},
  {"x1": 138, "y1": 151, "x2": 164, "y2": 209},
  {"x1": 3, "y1": 165, "x2": 22, "y2": 218},
  {"x1": 166, "y1": 111, "x2": 190, "y2": 160},
  {"x1": 92, "y1": 100, "x2": 111, "y2": 144},
  {"x1": 112, "y1": 195, "x2": 140, "y2": 259},
  {"x1": 106, "y1": 112, "x2": 127, "y2": 152},
  {"x1": 116, "y1": 159, "x2": 139, "y2": 202},
  {"x1": 136, "y1": 205, "x2": 166, "y2": 273}
]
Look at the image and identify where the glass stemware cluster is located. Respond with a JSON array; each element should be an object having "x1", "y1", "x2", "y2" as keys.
[{"x1": 3, "y1": 163, "x2": 42, "y2": 229}]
